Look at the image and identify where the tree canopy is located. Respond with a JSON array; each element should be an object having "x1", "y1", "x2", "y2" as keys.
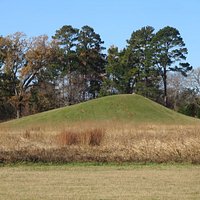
[{"x1": 0, "y1": 25, "x2": 196, "y2": 121}]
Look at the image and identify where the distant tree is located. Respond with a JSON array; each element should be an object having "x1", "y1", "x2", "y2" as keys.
[
  {"x1": 186, "y1": 67, "x2": 200, "y2": 93},
  {"x1": 0, "y1": 40, "x2": 16, "y2": 120},
  {"x1": 0, "y1": 36, "x2": 4, "y2": 68},
  {"x1": 53, "y1": 25, "x2": 80, "y2": 105},
  {"x1": 77, "y1": 25, "x2": 106, "y2": 100},
  {"x1": 126, "y1": 26, "x2": 161, "y2": 100},
  {"x1": 0, "y1": 32, "x2": 29, "y2": 118},
  {"x1": 0, "y1": 33, "x2": 57, "y2": 118},
  {"x1": 104, "y1": 26, "x2": 162, "y2": 101},
  {"x1": 164, "y1": 71, "x2": 200, "y2": 118},
  {"x1": 53, "y1": 25, "x2": 106, "y2": 103},
  {"x1": 178, "y1": 88, "x2": 200, "y2": 118},
  {"x1": 167, "y1": 72, "x2": 187, "y2": 110},
  {"x1": 153, "y1": 26, "x2": 192, "y2": 106},
  {"x1": 104, "y1": 46, "x2": 136, "y2": 94},
  {"x1": 0, "y1": 25, "x2": 197, "y2": 120},
  {"x1": 25, "y1": 35, "x2": 60, "y2": 114},
  {"x1": 0, "y1": 37, "x2": 14, "y2": 120}
]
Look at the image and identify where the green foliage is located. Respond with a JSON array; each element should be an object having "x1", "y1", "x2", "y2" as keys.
[
  {"x1": 177, "y1": 89, "x2": 200, "y2": 118},
  {"x1": 104, "y1": 26, "x2": 162, "y2": 101},
  {"x1": 105, "y1": 46, "x2": 135, "y2": 94},
  {"x1": 0, "y1": 25, "x2": 196, "y2": 121},
  {"x1": 153, "y1": 26, "x2": 192, "y2": 105},
  {"x1": 77, "y1": 25, "x2": 106, "y2": 99},
  {"x1": 52, "y1": 25, "x2": 106, "y2": 104},
  {"x1": 126, "y1": 26, "x2": 161, "y2": 99},
  {"x1": 179, "y1": 103, "x2": 198, "y2": 117}
]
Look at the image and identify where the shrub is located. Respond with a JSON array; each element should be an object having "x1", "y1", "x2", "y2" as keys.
[
  {"x1": 57, "y1": 131, "x2": 79, "y2": 146},
  {"x1": 56, "y1": 128, "x2": 105, "y2": 146},
  {"x1": 88, "y1": 128, "x2": 105, "y2": 146}
]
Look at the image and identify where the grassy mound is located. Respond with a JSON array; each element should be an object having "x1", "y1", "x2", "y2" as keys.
[
  {"x1": 0, "y1": 94, "x2": 200, "y2": 164},
  {"x1": 1, "y1": 94, "x2": 198, "y2": 129}
]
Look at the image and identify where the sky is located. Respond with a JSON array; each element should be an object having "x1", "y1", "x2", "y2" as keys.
[{"x1": 0, "y1": 0, "x2": 200, "y2": 67}]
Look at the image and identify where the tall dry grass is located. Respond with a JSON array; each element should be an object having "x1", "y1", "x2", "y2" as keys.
[
  {"x1": 0, "y1": 122, "x2": 200, "y2": 163},
  {"x1": 56, "y1": 128, "x2": 105, "y2": 146}
]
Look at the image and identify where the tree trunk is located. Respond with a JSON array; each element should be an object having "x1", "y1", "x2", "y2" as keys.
[
  {"x1": 15, "y1": 88, "x2": 21, "y2": 119},
  {"x1": 163, "y1": 66, "x2": 167, "y2": 107},
  {"x1": 16, "y1": 98, "x2": 23, "y2": 119},
  {"x1": 16, "y1": 109, "x2": 20, "y2": 119},
  {"x1": 68, "y1": 72, "x2": 73, "y2": 105}
]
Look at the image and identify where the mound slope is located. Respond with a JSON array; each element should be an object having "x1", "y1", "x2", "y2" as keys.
[{"x1": 1, "y1": 94, "x2": 198, "y2": 129}]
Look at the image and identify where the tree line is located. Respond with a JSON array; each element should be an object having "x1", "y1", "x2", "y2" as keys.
[{"x1": 0, "y1": 25, "x2": 199, "y2": 121}]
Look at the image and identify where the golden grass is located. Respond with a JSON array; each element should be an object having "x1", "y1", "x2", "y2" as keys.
[
  {"x1": 0, "y1": 121, "x2": 200, "y2": 163},
  {"x1": 56, "y1": 128, "x2": 105, "y2": 146},
  {"x1": 0, "y1": 165, "x2": 200, "y2": 200}
]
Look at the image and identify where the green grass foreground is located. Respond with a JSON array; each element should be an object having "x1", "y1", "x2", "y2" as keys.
[{"x1": 0, "y1": 163, "x2": 200, "y2": 200}]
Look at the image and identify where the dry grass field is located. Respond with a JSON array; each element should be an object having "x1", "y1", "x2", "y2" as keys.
[
  {"x1": 0, "y1": 122, "x2": 200, "y2": 163},
  {"x1": 1, "y1": 95, "x2": 200, "y2": 163},
  {"x1": 0, "y1": 164, "x2": 200, "y2": 200},
  {"x1": 0, "y1": 95, "x2": 200, "y2": 199}
]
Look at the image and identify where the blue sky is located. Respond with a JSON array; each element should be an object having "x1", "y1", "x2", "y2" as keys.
[{"x1": 0, "y1": 0, "x2": 199, "y2": 67}]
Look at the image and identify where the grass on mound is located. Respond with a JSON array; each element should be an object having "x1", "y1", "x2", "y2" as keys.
[{"x1": 0, "y1": 94, "x2": 198, "y2": 130}]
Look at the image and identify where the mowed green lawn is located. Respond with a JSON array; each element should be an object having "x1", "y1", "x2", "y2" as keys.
[{"x1": 0, "y1": 164, "x2": 200, "y2": 200}]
